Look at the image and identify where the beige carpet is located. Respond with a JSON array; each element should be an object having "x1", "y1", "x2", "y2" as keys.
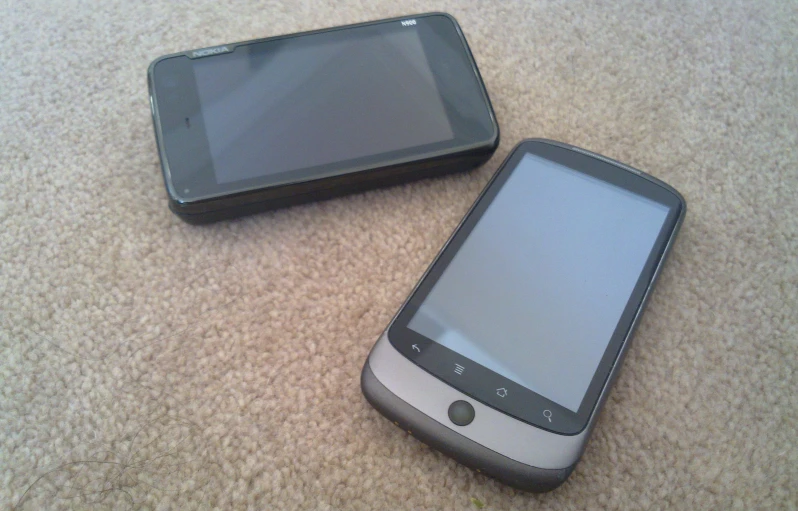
[{"x1": 2, "y1": 0, "x2": 796, "y2": 509}]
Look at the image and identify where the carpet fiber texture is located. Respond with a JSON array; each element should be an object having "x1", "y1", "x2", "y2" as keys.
[{"x1": 2, "y1": 1, "x2": 796, "y2": 509}]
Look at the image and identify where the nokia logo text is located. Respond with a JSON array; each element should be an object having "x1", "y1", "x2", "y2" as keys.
[
  {"x1": 401, "y1": 19, "x2": 417, "y2": 26},
  {"x1": 191, "y1": 46, "x2": 231, "y2": 58}
]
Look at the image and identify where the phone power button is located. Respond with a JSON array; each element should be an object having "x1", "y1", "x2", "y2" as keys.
[{"x1": 448, "y1": 401, "x2": 475, "y2": 426}]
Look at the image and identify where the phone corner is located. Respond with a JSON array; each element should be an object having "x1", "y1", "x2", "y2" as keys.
[
  {"x1": 422, "y1": 12, "x2": 460, "y2": 26},
  {"x1": 643, "y1": 171, "x2": 687, "y2": 218},
  {"x1": 471, "y1": 126, "x2": 500, "y2": 159},
  {"x1": 671, "y1": 186, "x2": 688, "y2": 217},
  {"x1": 164, "y1": 182, "x2": 205, "y2": 223},
  {"x1": 486, "y1": 123, "x2": 501, "y2": 152},
  {"x1": 167, "y1": 200, "x2": 213, "y2": 225},
  {"x1": 519, "y1": 463, "x2": 577, "y2": 493},
  {"x1": 146, "y1": 54, "x2": 170, "y2": 80}
]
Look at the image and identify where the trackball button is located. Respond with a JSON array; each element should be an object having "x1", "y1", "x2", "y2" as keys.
[{"x1": 448, "y1": 400, "x2": 475, "y2": 426}]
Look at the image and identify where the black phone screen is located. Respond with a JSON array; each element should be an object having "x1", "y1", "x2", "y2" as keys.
[
  {"x1": 389, "y1": 141, "x2": 684, "y2": 433},
  {"x1": 151, "y1": 15, "x2": 495, "y2": 201},
  {"x1": 194, "y1": 29, "x2": 453, "y2": 184}
]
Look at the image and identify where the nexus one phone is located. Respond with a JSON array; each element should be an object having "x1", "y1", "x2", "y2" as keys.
[
  {"x1": 148, "y1": 13, "x2": 498, "y2": 223},
  {"x1": 361, "y1": 139, "x2": 686, "y2": 492}
]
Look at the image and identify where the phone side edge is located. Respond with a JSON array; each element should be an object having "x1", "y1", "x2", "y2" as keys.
[
  {"x1": 147, "y1": 58, "x2": 185, "y2": 215},
  {"x1": 429, "y1": 12, "x2": 500, "y2": 151}
]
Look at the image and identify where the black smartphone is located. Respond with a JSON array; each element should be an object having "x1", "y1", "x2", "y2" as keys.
[
  {"x1": 147, "y1": 13, "x2": 499, "y2": 223},
  {"x1": 361, "y1": 139, "x2": 686, "y2": 492}
]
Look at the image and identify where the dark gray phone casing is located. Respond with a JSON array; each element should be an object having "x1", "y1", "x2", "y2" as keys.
[
  {"x1": 361, "y1": 362, "x2": 575, "y2": 492},
  {"x1": 360, "y1": 139, "x2": 686, "y2": 493}
]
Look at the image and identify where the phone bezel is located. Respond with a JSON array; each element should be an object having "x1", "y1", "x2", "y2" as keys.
[
  {"x1": 387, "y1": 139, "x2": 685, "y2": 435},
  {"x1": 148, "y1": 13, "x2": 498, "y2": 206}
]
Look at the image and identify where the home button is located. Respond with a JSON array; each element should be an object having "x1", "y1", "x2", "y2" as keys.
[{"x1": 448, "y1": 400, "x2": 475, "y2": 426}]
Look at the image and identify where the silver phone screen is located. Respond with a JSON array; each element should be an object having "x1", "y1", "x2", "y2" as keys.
[{"x1": 407, "y1": 153, "x2": 670, "y2": 412}]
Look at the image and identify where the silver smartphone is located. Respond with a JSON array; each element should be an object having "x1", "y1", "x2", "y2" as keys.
[{"x1": 361, "y1": 139, "x2": 686, "y2": 492}]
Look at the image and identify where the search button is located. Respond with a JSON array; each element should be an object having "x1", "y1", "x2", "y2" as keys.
[{"x1": 543, "y1": 410, "x2": 552, "y2": 422}]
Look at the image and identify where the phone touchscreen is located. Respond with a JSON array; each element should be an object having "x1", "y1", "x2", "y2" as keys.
[{"x1": 388, "y1": 145, "x2": 682, "y2": 432}]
